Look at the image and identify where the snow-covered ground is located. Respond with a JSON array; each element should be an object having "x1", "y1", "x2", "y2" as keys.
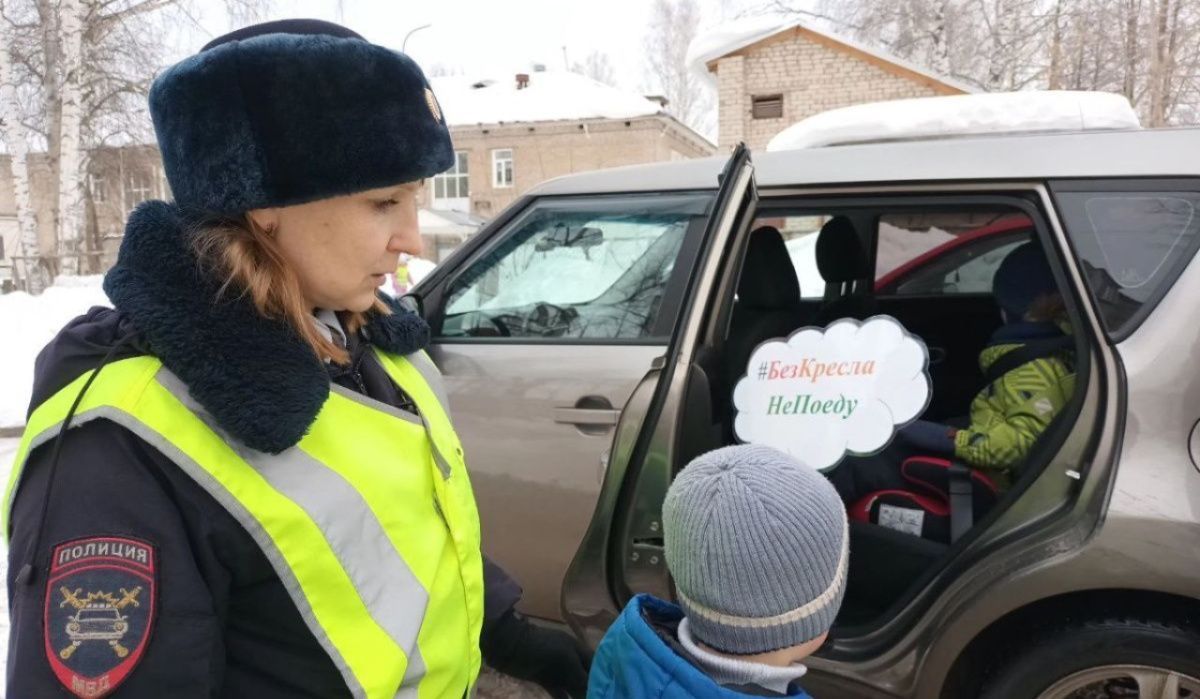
[{"x1": 0, "y1": 276, "x2": 111, "y2": 429}]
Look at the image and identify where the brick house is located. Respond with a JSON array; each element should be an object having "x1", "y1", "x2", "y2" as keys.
[
  {"x1": 694, "y1": 19, "x2": 975, "y2": 151},
  {"x1": 423, "y1": 69, "x2": 715, "y2": 221},
  {"x1": 0, "y1": 145, "x2": 165, "y2": 285}
]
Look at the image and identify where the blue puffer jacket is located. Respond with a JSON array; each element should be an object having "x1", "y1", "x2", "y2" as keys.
[{"x1": 588, "y1": 595, "x2": 815, "y2": 699}]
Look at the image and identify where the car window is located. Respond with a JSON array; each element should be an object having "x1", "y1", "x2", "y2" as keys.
[
  {"x1": 439, "y1": 193, "x2": 712, "y2": 340},
  {"x1": 893, "y1": 237, "x2": 1028, "y2": 295},
  {"x1": 875, "y1": 212, "x2": 1033, "y2": 296},
  {"x1": 1052, "y1": 182, "x2": 1200, "y2": 337}
]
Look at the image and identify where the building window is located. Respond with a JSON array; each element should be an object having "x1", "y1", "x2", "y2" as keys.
[
  {"x1": 751, "y1": 94, "x2": 784, "y2": 119},
  {"x1": 125, "y1": 170, "x2": 153, "y2": 205},
  {"x1": 89, "y1": 175, "x2": 106, "y2": 203},
  {"x1": 489, "y1": 149, "x2": 513, "y2": 188},
  {"x1": 492, "y1": 149, "x2": 514, "y2": 188},
  {"x1": 432, "y1": 151, "x2": 470, "y2": 212}
]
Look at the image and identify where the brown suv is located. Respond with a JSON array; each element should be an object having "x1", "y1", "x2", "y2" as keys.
[{"x1": 413, "y1": 129, "x2": 1200, "y2": 698}]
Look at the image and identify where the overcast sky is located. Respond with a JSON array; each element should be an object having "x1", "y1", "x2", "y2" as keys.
[{"x1": 177, "y1": 0, "x2": 796, "y2": 92}]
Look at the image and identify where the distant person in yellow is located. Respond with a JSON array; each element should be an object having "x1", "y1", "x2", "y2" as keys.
[{"x1": 392, "y1": 255, "x2": 411, "y2": 295}]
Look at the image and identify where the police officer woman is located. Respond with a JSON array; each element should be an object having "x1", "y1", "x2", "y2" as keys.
[{"x1": 5, "y1": 20, "x2": 588, "y2": 699}]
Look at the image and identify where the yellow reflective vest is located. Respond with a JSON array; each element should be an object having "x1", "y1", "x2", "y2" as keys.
[{"x1": 4, "y1": 349, "x2": 485, "y2": 699}]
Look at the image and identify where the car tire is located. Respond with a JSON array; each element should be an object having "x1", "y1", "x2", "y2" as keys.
[{"x1": 979, "y1": 617, "x2": 1200, "y2": 699}]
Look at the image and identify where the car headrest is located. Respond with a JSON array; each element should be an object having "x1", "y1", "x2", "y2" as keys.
[
  {"x1": 816, "y1": 216, "x2": 870, "y2": 284},
  {"x1": 738, "y1": 226, "x2": 801, "y2": 310}
]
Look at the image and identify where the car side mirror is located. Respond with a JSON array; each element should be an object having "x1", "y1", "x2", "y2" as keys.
[
  {"x1": 398, "y1": 292, "x2": 424, "y2": 318},
  {"x1": 574, "y1": 226, "x2": 604, "y2": 248}
]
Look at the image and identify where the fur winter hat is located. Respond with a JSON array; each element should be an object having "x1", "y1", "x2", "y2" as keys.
[{"x1": 149, "y1": 19, "x2": 453, "y2": 216}]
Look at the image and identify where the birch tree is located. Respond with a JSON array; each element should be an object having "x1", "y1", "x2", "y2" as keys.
[
  {"x1": 572, "y1": 50, "x2": 617, "y2": 87},
  {"x1": 1, "y1": 0, "x2": 271, "y2": 288},
  {"x1": 56, "y1": 0, "x2": 85, "y2": 273},
  {"x1": 644, "y1": 0, "x2": 713, "y2": 133},
  {"x1": 0, "y1": 0, "x2": 47, "y2": 292}
]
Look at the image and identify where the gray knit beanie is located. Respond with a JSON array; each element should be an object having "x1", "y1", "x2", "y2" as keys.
[{"x1": 663, "y1": 444, "x2": 849, "y2": 655}]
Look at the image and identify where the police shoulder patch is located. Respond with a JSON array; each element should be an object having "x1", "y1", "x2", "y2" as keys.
[{"x1": 45, "y1": 536, "x2": 156, "y2": 698}]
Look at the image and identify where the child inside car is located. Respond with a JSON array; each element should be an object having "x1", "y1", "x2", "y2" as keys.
[
  {"x1": 829, "y1": 241, "x2": 1077, "y2": 503},
  {"x1": 588, "y1": 445, "x2": 847, "y2": 698}
]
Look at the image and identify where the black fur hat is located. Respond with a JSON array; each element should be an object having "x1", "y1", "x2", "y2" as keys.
[{"x1": 149, "y1": 19, "x2": 453, "y2": 216}]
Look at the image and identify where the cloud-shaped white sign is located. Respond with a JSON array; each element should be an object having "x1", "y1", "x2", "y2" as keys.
[{"x1": 733, "y1": 316, "x2": 931, "y2": 472}]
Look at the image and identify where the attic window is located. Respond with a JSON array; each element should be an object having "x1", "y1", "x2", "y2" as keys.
[{"x1": 752, "y1": 94, "x2": 784, "y2": 119}]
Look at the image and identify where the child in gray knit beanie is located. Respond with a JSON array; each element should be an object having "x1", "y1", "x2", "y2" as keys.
[{"x1": 588, "y1": 444, "x2": 849, "y2": 698}]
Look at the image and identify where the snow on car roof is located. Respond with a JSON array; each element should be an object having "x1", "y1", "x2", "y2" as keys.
[
  {"x1": 430, "y1": 71, "x2": 666, "y2": 126},
  {"x1": 766, "y1": 91, "x2": 1141, "y2": 151}
]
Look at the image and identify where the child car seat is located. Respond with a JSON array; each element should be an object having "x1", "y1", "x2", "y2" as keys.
[{"x1": 849, "y1": 456, "x2": 999, "y2": 544}]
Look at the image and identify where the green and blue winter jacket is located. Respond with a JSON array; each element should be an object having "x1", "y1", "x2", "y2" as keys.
[{"x1": 954, "y1": 322, "x2": 1076, "y2": 487}]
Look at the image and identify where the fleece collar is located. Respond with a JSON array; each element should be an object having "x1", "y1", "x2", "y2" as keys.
[{"x1": 103, "y1": 200, "x2": 430, "y2": 454}]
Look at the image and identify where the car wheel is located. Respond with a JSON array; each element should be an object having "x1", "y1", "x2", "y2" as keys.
[{"x1": 980, "y1": 618, "x2": 1200, "y2": 699}]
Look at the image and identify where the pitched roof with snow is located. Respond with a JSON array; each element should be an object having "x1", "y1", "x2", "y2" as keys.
[
  {"x1": 430, "y1": 71, "x2": 667, "y2": 126},
  {"x1": 687, "y1": 16, "x2": 977, "y2": 95}
]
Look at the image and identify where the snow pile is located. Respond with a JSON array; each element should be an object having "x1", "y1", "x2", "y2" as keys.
[
  {"x1": 767, "y1": 91, "x2": 1141, "y2": 151},
  {"x1": 733, "y1": 316, "x2": 931, "y2": 471},
  {"x1": 431, "y1": 71, "x2": 664, "y2": 126},
  {"x1": 0, "y1": 276, "x2": 110, "y2": 428}
]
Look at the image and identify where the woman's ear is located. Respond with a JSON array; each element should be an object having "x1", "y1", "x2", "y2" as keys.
[{"x1": 246, "y1": 207, "x2": 280, "y2": 234}]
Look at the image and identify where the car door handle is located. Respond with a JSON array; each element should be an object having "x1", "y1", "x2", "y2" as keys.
[
  {"x1": 556, "y1": 396, "x2": 621, "y2": 436},
  {"x1": 554, "y1": 408, "x2": 620, "y2": 426}
]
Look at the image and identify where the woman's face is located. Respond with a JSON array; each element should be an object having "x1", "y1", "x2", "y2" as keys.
[{"x1": 250, "y1": 180, "x2": 424, "y2": 312}]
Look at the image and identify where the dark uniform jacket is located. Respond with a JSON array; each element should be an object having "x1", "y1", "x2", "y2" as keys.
[{"x1": 6, "y1": 303, "x2": 522, "y2": 697}]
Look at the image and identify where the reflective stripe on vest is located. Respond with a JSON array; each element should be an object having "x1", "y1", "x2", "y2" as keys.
[{"x1": 4, "y1": 350, "x2": 484, "y2": 699}]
